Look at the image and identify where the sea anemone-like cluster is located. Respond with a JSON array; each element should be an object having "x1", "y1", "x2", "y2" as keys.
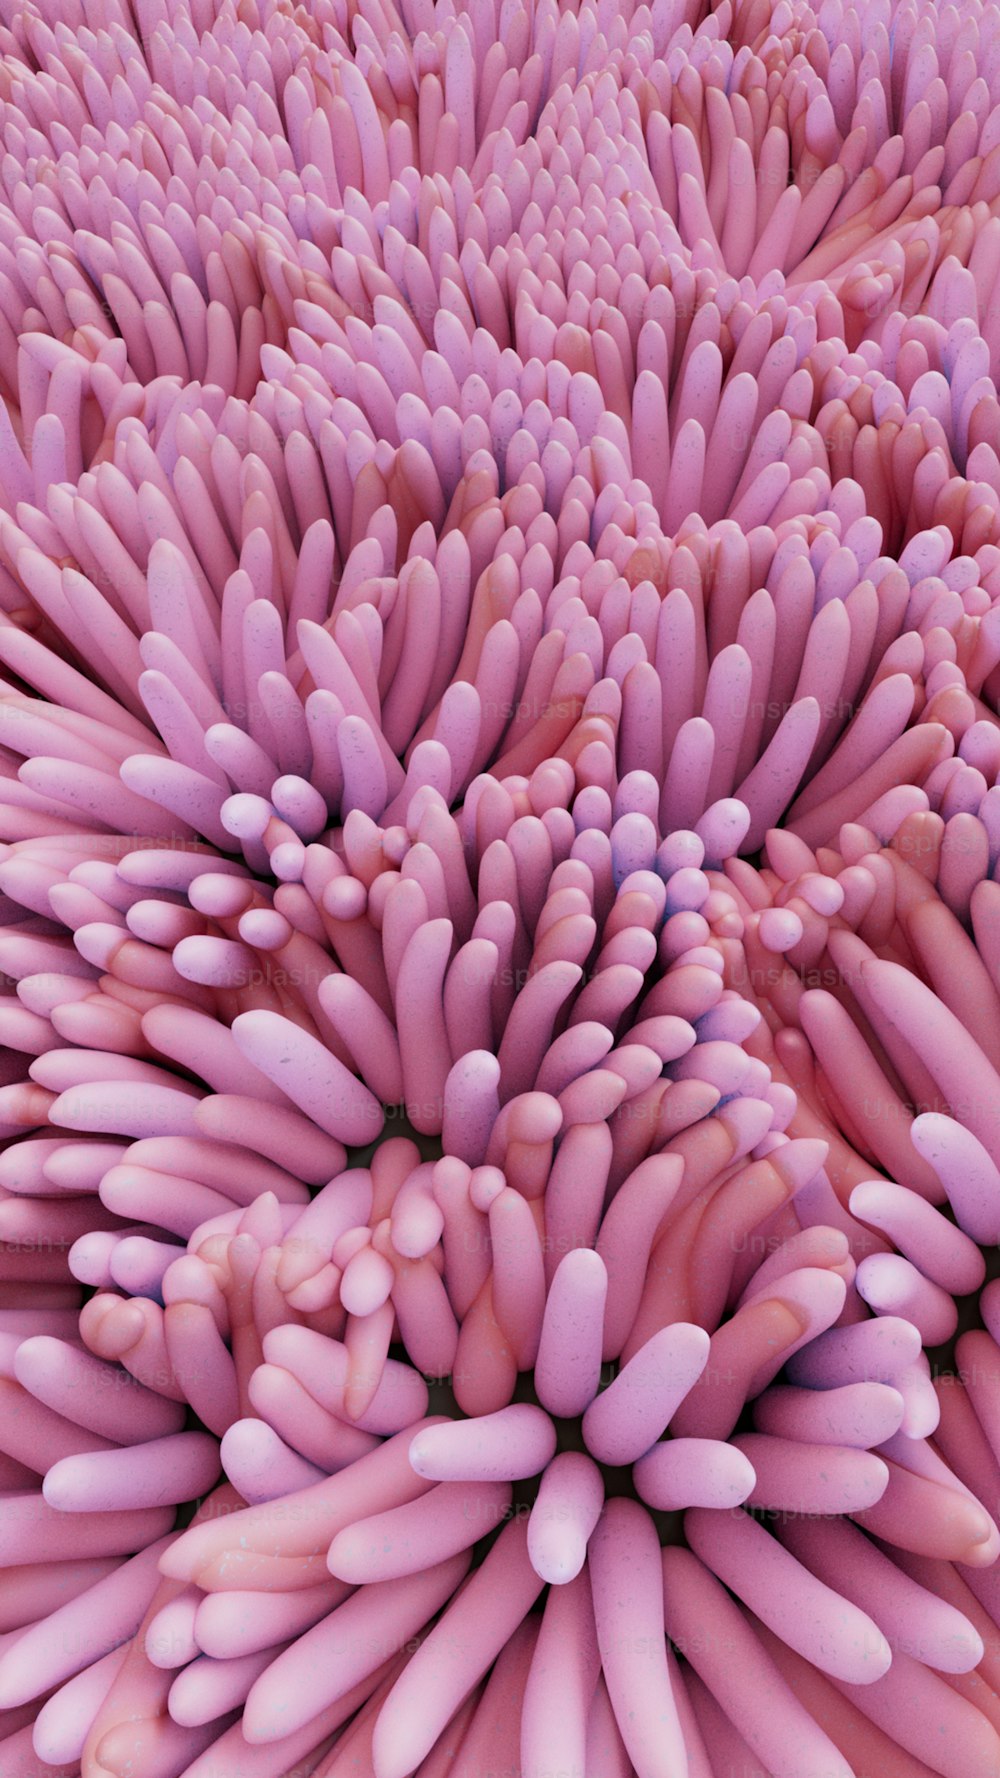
[{"x1": 3, "y1": 0, "x2": 1000, "y2": 1774}]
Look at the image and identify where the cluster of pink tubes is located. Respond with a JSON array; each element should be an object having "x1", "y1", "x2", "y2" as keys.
[{"x1": 4, "y1": 0, "x2": 1000, "y2": 1773}]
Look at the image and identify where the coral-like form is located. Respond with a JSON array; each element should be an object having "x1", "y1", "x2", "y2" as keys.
[{"x1": 2, "y1": 0, "x2": 1000, "y2": 1775}]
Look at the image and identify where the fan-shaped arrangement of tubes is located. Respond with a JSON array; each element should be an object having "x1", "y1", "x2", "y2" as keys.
[{"x1": 3, "y1": 0, "x2": 1000, "y2": 1774}]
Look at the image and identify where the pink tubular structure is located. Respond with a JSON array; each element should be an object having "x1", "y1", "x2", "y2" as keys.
[{"x1": 4, "y1": 0, "x2": 1000, "y2": 1773}]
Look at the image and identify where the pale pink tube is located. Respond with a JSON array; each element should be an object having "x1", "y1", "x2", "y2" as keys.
[
  {"x1": 0, "y1": 1308, "x2": 81, "y2": 1340},
  {"x1": 583, "y1": 1672, "x2": 634, "y2": 1778},
  {"x1": 582, "y1": 1322, "x2": 709, "y2": 1465},
  {"x1": 194, "y1": 1581, "x2": 352, "y2": 1662},
  {"x1": 161, "y1": 1420, "x2": 448, "y2": 1580},
  {"x1": 317, "y1": 971, "x2": 405, "y2": 1105},
  {"x1": 176, "y1": 1658, "x2": 392, "y2": 1778},
  {"x1": 661, "y1": 1547, "x2": 855, "y2": 1778},
  {"x1": 68, "y1": 1231, "x2": 122, "y2": 1289},
  {"x1": 394, "y1": 917, "x2": 454, "y2": 1134},
  {"x1": 595, "y1": 1153, "x2": 684, "y2": 1360},
  {"x1": 738, "y1": 1264, "x2": 847, "y2": 1391},
  {"x1": 390, "y1": 1162, "x2": 445, "y2": 1259},
  {"x1": 541, "y1": 1122, "x2": 612, "y2": 1287},
  {"x1": 242, "y1": 1551, "x2": 470, "y2": 1744},
  {"x1": 733, "y1": 1224, "x2": 852, "y2": 1311},
  {"x1": 0, "y1": 1493, "x2": 174, "y2": 1566},
  {"x1": 327, "y1": 1480, "x2": 512, "y2": 1582},
  {"x1": 634, "y1": 1437, "x2": 756, "y2": 1511},
  {"x1": 219, "y1": 1419, "x2": 325, "y2": 1505},
  {"x1": 409, "y1": 1405, "x2": 556, "y2": 1482},
  {"x1": 685, "y1": 1665, "x2": 770, "y2": 1778},
  {"x1": 15, "y1": 1334, "x2": 187, "y2": 1444},
  {"x1": 0, "y1": 1556, "x2": 119, "y2": 1635},
  {"x1": 388, "y1": 1689, "x2": 483, "y2": 1778},
  {"x1": 956, "y1": 1329, "x2": 1000, "y2": 1477},
  {"x1": 0, "y1": 1536, "x2": 168, "y2": 1707},
  {"x1": 195, "y1": 1094, "x2": 346, "y2": 1185},
  {"x1": 145, "y1": 1587, "x2": 200, "y2": 1670},
  {"x1": 448, "y1": 1616, "x2": 537, "y2": 1778},
  {"x1": 753, "y1": 1381, "x2": 906, "y2": 1448},
  {"x1": 527, "y1": 1451, "x2": 605, "y2": 1585},
  {"x1": 371, "y1": 1518, "x2": 545, "y2": 1778},
  {"x1": 861, "y1": 960, "x2": 1000, "y2": 1166},
  {"x1": 0, "y1": 1373, "x2": 116, "y2": 1473},
  {"x1": 827, "y1": 1645, "x2": 1000, "y2": 1778},
  {"x1": 855, "y1": 1252, "x2": 958, "y2": 1346},
  {"x1": 669, "y1": 1293, "x2": 808, "y2": 1440},
  {"x1": 32, "y1": 1642, "x2": 127, "y2": 1765},
  {"x1": 664, "y1": 1645, "x2": 715, "y2": 1778},
  {"x1": 854, "y1": 1446, "x2": 1000, "y2": 1567},
  {"x1": 520, "y1": 1569, "x2": 600, "y2": 1778},
  {"x1": 848, "y1": 1179, "x2": 985, "y2": 1294},
  {"x1": 166, "y1": 1302, "x2": 240, "y2": 1438},
  {"x1": 909, "y1": 1111, "x2": 1000, "y2": 1243},
  {"x1": 169, "y1": 1644, "x2": 284, "y2": 1728},
  {"x1": 798, "y1": 987, "x2": 945, "y2": 1200},
  {"x1": 227, "y1": 1383, "x2": 370, "y2": 1501},
  {"x1": 109, "y1": 1236, "x2": 185, "y2": 1297},
  {"x1": 441, "y1": 1051, "x2": 502, "y2": 1166},
  {"x1": 588, "y1": 1497, "x2": 688, "y2": 1778},
  {"x1": 43, "y1": 1430, "x2": 221, "y2": 1512},
  {"x1": 488, "y1": 1185, "x2": 546, "y2": 1368},
  {"x1": 50, "y1": 1078, "x2": 203, "y2": 1138},
  {"x1": 533, "y1": 1248, "x2": 608, "y2": 1418},
  {"x1": 302, "y1": 1651, "x2": 411, "y2": 1778},
  {"x1": 130, "y1": 1135, "x2": 310, "y2": 1206},
  {"x1": 276, "y1": 1171, "x2": 372, "y2": 1293},
  {"x1": 779, "y1": 1516, "x2": 984, "y2": 1674},
  {"x1": 786, "y1": 1314, "x2": 923, "y2": 1387},
  {"x1": 262, "y1": 1325, "x2": 429, "y2": 1434},
  {"x1": 685, "y1": 1507, "x2": 892, "y2": 1684},
  {"x1": 100, "y1": 1162, "x2": 233, "y2": 1238},
  {"x1": 231, "y1": 1009, "x2": 384, "y2": 1146},
  {"x1": 732, "y1": 1432, "x2": 889, "y2": 1514},
  {"x1": 933, "y1": 1372, "x2": 1000, "y2": 1531},
  {"x1": 432, "y1": 1156, "x2": 489, "y2": 1316}
]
